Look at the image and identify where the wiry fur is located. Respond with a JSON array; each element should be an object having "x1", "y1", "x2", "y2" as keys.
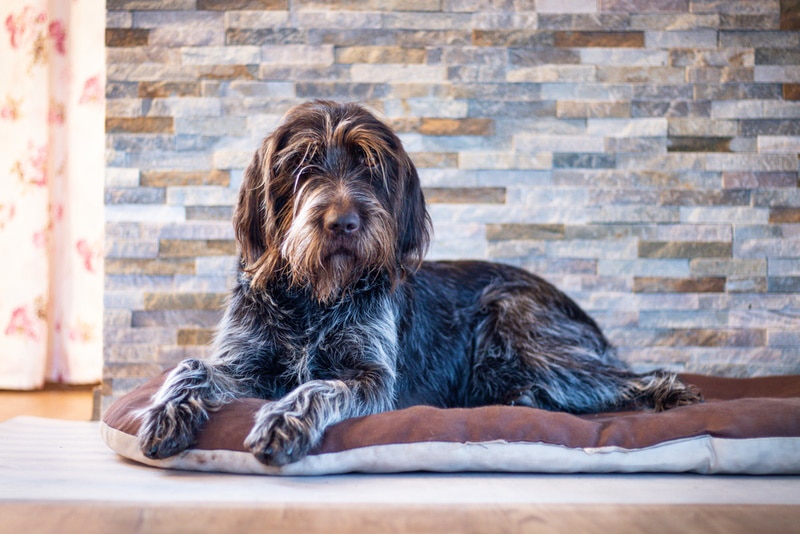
[{"x1": 137, "y1": 100, "x2": 702, "y2": 466}]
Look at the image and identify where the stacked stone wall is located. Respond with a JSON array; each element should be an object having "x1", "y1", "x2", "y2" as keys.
[{"x1": 104, "y1": 0, "x2": 800, "y2": 410}]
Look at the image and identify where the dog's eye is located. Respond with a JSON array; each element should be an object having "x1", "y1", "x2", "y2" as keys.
[{"x1": 359, "y1": 149, "x2": 380, "y2": 169}]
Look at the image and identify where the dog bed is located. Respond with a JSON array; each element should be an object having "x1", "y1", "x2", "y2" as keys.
[{"x1": 101, "y1": 373, "x2": 800, "y2": 476}]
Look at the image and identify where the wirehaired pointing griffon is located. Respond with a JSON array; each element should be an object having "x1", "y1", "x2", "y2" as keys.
[{"x1": 138, "y1": 100, "x2": 702, "y2": 466}]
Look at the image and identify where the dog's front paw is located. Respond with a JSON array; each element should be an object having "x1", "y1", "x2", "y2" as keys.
[
  {"x1": 137, "y1": 405, "x2": 201, "y2": 460},
  {"x1": 244, "y1": 410, "x2": 314, "y2": 467}
]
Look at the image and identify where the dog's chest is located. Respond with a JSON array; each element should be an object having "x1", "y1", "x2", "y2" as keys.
[{"x1": 270, "y1": 299, "x2": 384, "y2": 382}]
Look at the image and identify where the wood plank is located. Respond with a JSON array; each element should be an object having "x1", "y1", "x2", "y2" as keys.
[{"x1": 1, "y1": 503, "x2": 798, "y2": 533}]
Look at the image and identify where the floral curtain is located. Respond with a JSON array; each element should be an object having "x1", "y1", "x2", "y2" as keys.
[{"x1": 0, "y1": 1, "x2": 103, "y2": 389}]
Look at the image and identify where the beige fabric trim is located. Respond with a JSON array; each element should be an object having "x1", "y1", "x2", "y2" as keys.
[{"x1": 100, "y1": 422, "x2": 800, "y2": 476}]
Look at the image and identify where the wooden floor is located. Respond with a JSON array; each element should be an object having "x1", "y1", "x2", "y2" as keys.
[{"x1": 0, "y1": 384, "x2": 96, "y2": 422}]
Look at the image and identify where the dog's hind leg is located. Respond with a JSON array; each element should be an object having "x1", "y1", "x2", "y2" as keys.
[
  {"x1": 137, "y1": 358, "x2": 240, "y2": 459},
  {"x1": 470, "y1": 279, "x2": 701, "y2": 413},
  {"x1": 616, "y1": 369, "x2": 702, "y2": 411}
]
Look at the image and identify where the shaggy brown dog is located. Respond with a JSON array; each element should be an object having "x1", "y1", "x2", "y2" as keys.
[{"x1": 137, "y1": 101, "x2": 701, "y2": 466}]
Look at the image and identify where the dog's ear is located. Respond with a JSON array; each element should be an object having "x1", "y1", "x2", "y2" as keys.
[
  {"x1": 396, "y1": 152, "x2": 431, "y2": 275},
  {"x1": 233, "y1": 137, "x2": 282, "y2": 289}
]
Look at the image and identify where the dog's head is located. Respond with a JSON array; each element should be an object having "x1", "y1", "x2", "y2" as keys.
[{"x1": 234, "y1": 100, "x2": 431, "y2": 303}]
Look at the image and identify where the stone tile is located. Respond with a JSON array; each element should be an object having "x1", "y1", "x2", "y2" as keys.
[
  {"x1": 725, "y1": 276, "x2": 768, "y2": 293},
  {"x1": 680, "y1": 206, "x2": 770, "y2": 224},
  {"x1": 580, "y1": 48, "x2": 668, "y2": 66},
  {"x1": 351, "y1": 64, "x2": 447, "y2": 83},
  {"x1": 756, "y1": 48, "x2": 800, "y2": 66},
  {"x1": 598, "y1": 259, "x2": 690, "y2": 277},
  {"x1": 667, "y1": 136, "x2": 732, "y2": 152},
  {"x1": 719, "y1": 30, "x2": 800, "y2": 48},
  {"x1": 106, "y1": 28, "x2": 149, "y2": 47},
  {"x1": 639, "y1": 310, "x2": 729, "y2": 328},
  {"x1": 506, "y1": 65, "x2": 596, "y2": 83},
  {"x1": 755, "y1": 65, "x2": 800, "y2": 82},
  {"x1": 106, "y1": 168, "x2": 141, "y2": 188},
  {"x1": 418, "y1": 118, "x2": 493, "y2": 136},
  {"x1": 691, "y1": 0, "x2": 779, "y2": 14},
  {"x1": 105, "y1": 258, "x2": 196, "y2": 275},
  {"x1": 785, "y1": 83, "x2": 800, "y2": 99},
  {"x1": 757, "y1": 135, "x2": 800, "y2": 153},
  {"x1": 735, "y1": 237, "x2": 800, "y2": 258},
  {"x1": 729, "y1": 309, "x2": 800, "y2": 329},
  {"x1": 295, "y1": 10, "x2": 382, "y2": 29},
  {"x1": 537, "y1": 14, "x2": 632, "y2": 31},
  {"x1": 472, "y1": 30, "x2": 555, "y2": 47},
  {"x1": 782, "y1": 0, "x2": 800, "y2": 29},
  {"x1": 554, "y1": 31, "x2": 644, "y2": 47},
  {"x1": 601, "y1": 0, "x2": 688, "y2": 11},
  {"x1": 158, "y1": 239, "x2": 237, "y2": 257},
  {"x1": 557, "y1": 101, "x2": 632, "y2": 118},
  {"x1": 538, "y1": 0, "x2": 597, "y2": 13},
  {"x1": 198, "y1": 0, "x2": 288, "y2": 9},
  {"x1": 706, "y1": 153, "x2": 798, "y2": 171},
  {"x1": 631, "y1": 14, "x2": 721, "y2": 30},
  {"x1": 471, "y1": 12, "x2": 539, "y2": 30},
  {"x1": 186, "y1": 206, "x2": 235, "y2": 221},
  {"x1": 105, "y1": 187, "x2": 165, "y2": 205},
  {"x1": 769, "y1": 259, "x2": 800, "y2": 276},
  {"x1": 515, "y1": 134, "x2": 606, "y2": 153},
  {"x1": 143, "y1": 293, "x2": 226, "y2": 311},
  {"x1": 131, "y1": 310, "x2": 224, "y2": 328},
  {"x1": 661, "y1": 189, "x2": 750, "y2": 206},
  {"x1": 633, "y1": 277, "x2": 726, "y2": 293},
  {"x1": 639, "y1": 241, "x2": 732, "y2": 258},
  {"x1": 225, "y1": 10, "x2": 290, "y2": 28},
  {"x1": 468, "y1": 101, "x2": 556, "y2": 118},
  {"x1": 667, "y1": 118, "x2": 738, "y2": 136},
  {"x1": 177, "y1": 328, "x2": 216, "y2": 346},
  {"x1": 423, "y1": 187, "x2": 505, "y2": 204},
  {"x1": 587, "y1": 118, "x2": 668, "y2": 137},
  {"x1": 105, "y1": 117, "x2": 174, "y2": 134},
  {"x1": 141, "y1": 170, "x2": 230, "y2": 187},
  {"x1": 693, "y1": 82, "x2": 783, "y2": 100},
  {"x1": 509, "y1": 49, "x2": 580, "y2": 67},
  {"x1": 107, "y1": 0, "x2": 194, "y2": 8},
  {"x1": 458, "y1": 152, "x2": 552, "y2": 170},
  {"x1": 722, "y1": 171, "x2": 798, "y2": 189},
  {"x1": 138, "y1": 82, "x2": 202, "y2": 98},
  {"x1": 644, "y1": 30, "x2": 717, "y2": 48},
  {"x1": 335, "y1": 46, "x2": 426, "y2": 64},
  {"x1": 547, "y1": 238, "x2": 638, "y2": 259},
  {"x1": 768, "y1": 330, "x2": 800, "y2": 347},
  {"x1": 752, "y1": 189, "x2": 800, "y2": 207},
  {"x1": 553, "y1": 153, "x2": 616, "y2": 168},
  {"x1": 486, "y1": 224, "x2": 565, "y2": 240},
  {"x1": 768, "y1": 277, "x2": 800, "y2": 293},
  {"x1": 105, "y1": 205, "x2": 186, "y2": 223},
  {"x1": 720, "y1": 14, "x2": 780, "y2": 29},
  {"x1": 686, "y1": 66, "x2": 755, "y2": 83},
  {"x1": 226, "y1": 28, "x2": 305, "y2": 46},
  {"x1": 769, "y1": 208, "x2": 800, "y2": 223}
]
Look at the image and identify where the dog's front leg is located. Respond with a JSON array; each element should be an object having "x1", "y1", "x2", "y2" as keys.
[
  {"x1": 245, "y1": 369, "x2": 394, "y2": 466},
  {"x1": 137, "y1": 358, "x2": 240, "y2": 459}
]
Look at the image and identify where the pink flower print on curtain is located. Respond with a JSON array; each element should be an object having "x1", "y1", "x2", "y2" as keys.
[{"x1": 0, "y1": 0, "x2": 104, "y2": 389}]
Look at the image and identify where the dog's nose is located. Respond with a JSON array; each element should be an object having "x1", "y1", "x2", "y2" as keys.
[{"x1": 325, "y1": 209, "x2": 361, "y2": 236}]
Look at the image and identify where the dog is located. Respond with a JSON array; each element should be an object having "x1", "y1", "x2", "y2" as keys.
[{"x1": 137, "y1": 100, "x2": 702, "y2": 467}]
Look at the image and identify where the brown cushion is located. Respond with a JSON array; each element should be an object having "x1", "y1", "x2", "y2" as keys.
[{"x1": 101, "y1": 373, "x2": 800, "y2": 475}]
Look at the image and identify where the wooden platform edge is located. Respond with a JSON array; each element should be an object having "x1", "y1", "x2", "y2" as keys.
[{"x1": 1, "y1": 502, "x2": 798, "y2": 533}]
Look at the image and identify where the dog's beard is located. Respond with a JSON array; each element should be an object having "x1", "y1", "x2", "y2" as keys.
[{"x1": 280, "y1": 182, "x2": 396, "y2": 304}]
